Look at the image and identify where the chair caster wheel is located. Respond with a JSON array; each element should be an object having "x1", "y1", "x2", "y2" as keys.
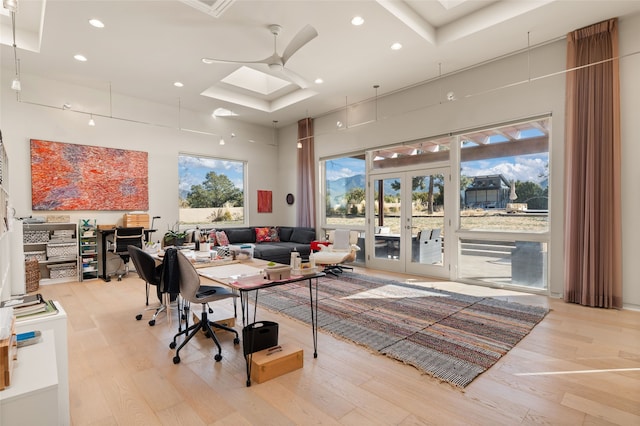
[
  {"x1": 148, "y1": 319, "x2": 155, "y2": 326},
  {"x1": 214, "y1": 354, "x2": 222, "y2": 362},
  {"x1": 135, "y1": 314, "x2": 142, "y2": 320},
  {"x1": 117, "y1": 277, "x2": 122, "y2": 282},
  {"x1": 204, "y1": 331, "x2": 211, "y2": 338},
  {"x1": 208, "y1": 308, "x2": 213, "y2": 313},
  {"x1": 233, "y1": 337, "x2": 240, "y2": 345},
  {"x1": 173, "y1": 356, "x2": 180, "y2": 364},
  {"x1": 169, "y1": 342, "x2": 176, "y2": 349}
]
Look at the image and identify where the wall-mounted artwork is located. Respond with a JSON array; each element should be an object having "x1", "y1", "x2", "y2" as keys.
[
  {"x1": 257, "y1": 190, "x2": 272, "y2": 213},
  {"x1": 30, "y1": 139, "x2": 148, "y2": 211}
]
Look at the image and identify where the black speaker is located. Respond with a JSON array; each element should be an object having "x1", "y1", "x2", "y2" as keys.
[{"x1": 242, "y1": 321, "x2": 279, "y2": 355}]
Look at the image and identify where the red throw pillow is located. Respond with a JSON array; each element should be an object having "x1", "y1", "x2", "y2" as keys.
[{"x1": 255, "y1": 227, "x2": 271, "y2": 243}]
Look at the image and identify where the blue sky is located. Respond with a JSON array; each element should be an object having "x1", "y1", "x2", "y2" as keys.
[
  {"x1": 325, "y1": 154, "x2": 548, "y2": 185},
  {"x1": 178, "y1": 155, "x2": 244, "y2": 198}
]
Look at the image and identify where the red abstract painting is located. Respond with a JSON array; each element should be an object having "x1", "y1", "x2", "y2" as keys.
[
  {"x1": 257, "y1": 190, "x2": 272, "y2": 213},
  {"x1": 30, "y1": 139, "x2": 149, "y2": 211}
]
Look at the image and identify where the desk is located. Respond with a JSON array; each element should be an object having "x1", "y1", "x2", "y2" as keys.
[
  {"x1": 198, "y1": 265, "x2": 324, "y2": 387},
  {"x1": 98, "y1": 228, "x2": 156, "y2": 281}
]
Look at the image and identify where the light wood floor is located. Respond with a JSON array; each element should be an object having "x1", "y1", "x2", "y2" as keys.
[{"x1": 35, "y1": 266, "x2": 640, "y2": 425}]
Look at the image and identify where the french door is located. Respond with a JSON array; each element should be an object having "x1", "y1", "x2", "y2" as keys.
[{"x1": 367, "y1": 167, "x2": 450, "y2": 278}]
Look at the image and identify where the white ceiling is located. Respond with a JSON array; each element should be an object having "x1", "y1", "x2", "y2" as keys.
[{"x1": 2, "y1": 0, "x2": 640, "y2": 128}]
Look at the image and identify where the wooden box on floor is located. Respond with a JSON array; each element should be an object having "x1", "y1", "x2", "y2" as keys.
[
  {"x1": 191, "y1": 311, "x2": 235, "y2": 336},
  {"x1": 250, "y1": 343, "x2": 303, "y2": 384}
]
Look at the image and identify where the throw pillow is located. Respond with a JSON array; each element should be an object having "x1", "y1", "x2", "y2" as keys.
[
  {"x1": 208, "y1": 230, "x2": 217, "y2": 245},
  {"x1": 255, "y1": 227, "x2": 271, "y2": 243},
  {"x1": 290, "y1": 228, "x2": 315, "y2": 244},
  {"x1": 215, "y1": 230, "x2": 229, "y2": 246},
  {"x1": 268, "y1": 227, "x2": 280, "y2": 242}
]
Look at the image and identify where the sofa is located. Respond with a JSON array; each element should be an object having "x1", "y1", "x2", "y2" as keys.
[{"x1": 197, "y1": 226, "x2": 316, "y2": 265}]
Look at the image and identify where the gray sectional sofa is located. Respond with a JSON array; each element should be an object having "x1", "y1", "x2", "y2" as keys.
[{"x1": 202, "y1": 226, "x2": 316, "y2": 265}]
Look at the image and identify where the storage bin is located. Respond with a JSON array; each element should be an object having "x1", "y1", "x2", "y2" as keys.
[
  {"x1": 123, "y1": 213, "x2": 149, "y2": 228},
  {"x1": 47, "y1": 263, "x2": 78, "y2": 279},
  {"x1": 24, "y1": 251, "x2": 46, "y2": 262},
  {"x1": 47, "y1": 242, "x2": 77, "y2": 259},
  {"x1": 23, "y1": 230, "x2": 49, "y2": 243}
]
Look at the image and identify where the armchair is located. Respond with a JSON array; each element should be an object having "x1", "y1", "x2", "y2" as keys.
[{"x1": 313, "y1": 229, "x2": 360, "y2": 276}]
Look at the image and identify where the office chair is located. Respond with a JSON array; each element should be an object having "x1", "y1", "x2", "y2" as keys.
[
  {"x1": 128, "y1": 245, "x2": 166, "y2": 326},
  {"x1": 169, "y1": 250, "x2": 240, "y2": 363},
  {"x1": 112, "y1": 227, "x2": 145, "y2": 281}
]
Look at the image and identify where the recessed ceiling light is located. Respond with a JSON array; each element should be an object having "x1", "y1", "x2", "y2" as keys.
[
  {"x1": 314, "y1": 78, "x2": 323, "y2": 84},
  {"x1": 89, "y1": 19, "x2": 104, "y2": 28},
  {"x1": 391, "y1": 42, "x2": 402, "y2": 50},
  {"x1": 174, "y1": 81, "x2": 184, "y2": 87},
  {"x1": 351, "y1": 16, "x2": 364, "y2": 26},
  {"x1": 74, "y1": 54, "x2": 87, "y2": 62}
]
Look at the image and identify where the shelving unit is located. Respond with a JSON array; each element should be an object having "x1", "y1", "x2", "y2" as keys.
[
  {"x1": 79, "y1": 219, "x2": 98, "y2": 281},
  {"x1": 23, "y1": 222, "x2": 78, "y2": 285}
]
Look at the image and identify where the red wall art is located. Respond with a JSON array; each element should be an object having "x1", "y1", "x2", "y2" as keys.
[
  {"x1": 257, "y1": 190, "x2": 272, "y2": 213},
  {"x1": 30, "y1": 139, "x2": 149, "y2": 211}
]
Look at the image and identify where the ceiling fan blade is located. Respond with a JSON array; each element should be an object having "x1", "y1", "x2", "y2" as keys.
[
  {"x1": 282, "y1": 24, "x2": 318, "y2": 66},
  {"x1": 280, "y1": 67, "x2": 311, "y2": 89},
  {"x1": 202, "y1": 53, "x2": 275, "y2": 66}
]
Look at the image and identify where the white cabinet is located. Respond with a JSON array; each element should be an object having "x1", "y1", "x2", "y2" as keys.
[
  {"x1": 23, "y1": 222, "x2": 78, "y2": 285},
  {"x1": 15, "y1": 301, "x2": 69, "y2": 425},
  {"x1": 0, "y1": 330, "x2": 59, "y2": 425}
]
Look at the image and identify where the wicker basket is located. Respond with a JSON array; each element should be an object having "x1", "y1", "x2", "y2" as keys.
[{"x1": 25, "y1": 258, "x2": 40, "y2": 292}]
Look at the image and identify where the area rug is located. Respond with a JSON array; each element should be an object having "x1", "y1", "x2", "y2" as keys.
[{"x1": 256, "y1": 273, "x2": 548, "y2": 388}]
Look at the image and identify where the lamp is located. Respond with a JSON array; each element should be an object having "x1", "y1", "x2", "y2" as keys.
[
  {"x1": 219, "y1": 138, "x2": 225, "y2": 145},
  {"x1": 297, "y1": 140, "x2": 302, "y2": 149},
  {"x1": 88, "y1": 115, "x2": 95, "y2": 126}
]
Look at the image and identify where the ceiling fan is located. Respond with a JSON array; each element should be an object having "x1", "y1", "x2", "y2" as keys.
[{"x1": 202, "y1": 24, "x2": 318, "y2": 88}]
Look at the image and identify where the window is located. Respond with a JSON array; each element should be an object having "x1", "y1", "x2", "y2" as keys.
[
  {"x1": 457, "y1": 117, "x2": 550, "y2": 290},
  {"x1": 459, "y1": 119, "x2": 549, "y2": 232},
  {"x1": 178, "y1": 154, "x2": 245, "y2": 226},
  {"x1": 322, "y1": 155, "x2": 366, "y2": 227}
]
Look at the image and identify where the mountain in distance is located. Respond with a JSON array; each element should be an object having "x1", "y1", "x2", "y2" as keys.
[{"x1": 327, "y1": 174, "x2": 404, "y2": 204}]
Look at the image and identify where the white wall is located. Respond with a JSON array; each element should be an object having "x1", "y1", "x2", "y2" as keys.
[
  {"x1": 0, "y1": 73, "x2": 287, "y2": 239},
  {"x1": 288, "y1": 13, "x2": 640, "y2": 308}
]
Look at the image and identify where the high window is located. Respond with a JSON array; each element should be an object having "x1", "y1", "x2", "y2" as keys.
[{"x1": 178, "y1": 154, "x2": 246, "y2": 226}]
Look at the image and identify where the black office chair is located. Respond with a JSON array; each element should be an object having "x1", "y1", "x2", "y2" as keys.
[
  {"x1": 169, "y1": 250, "x2": 240, "y2": 363},
  {"x1": 112, "y1": 227, "x2": 144, "y2": 281},
  {"x1": 128, "y1": 245, "x2": 166, "y2": 326}
]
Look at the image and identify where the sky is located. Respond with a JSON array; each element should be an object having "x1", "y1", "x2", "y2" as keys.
[
  {"x1": 178, "y1": 155, "x2": 244, "y2": 198},
  {"x1": 325, "y1": 154, "x2": 549, "y2": 185}
]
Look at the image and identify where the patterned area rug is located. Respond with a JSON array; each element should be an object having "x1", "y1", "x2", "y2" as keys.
[{"x1": 256, "y1": 273, "x2": 548, "y2": 388}]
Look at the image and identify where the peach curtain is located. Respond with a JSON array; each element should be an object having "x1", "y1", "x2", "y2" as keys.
[
  {"x1": 297, "y1": 117, "x2": 315, "y2": 227},
  {"x1": 564, "y1": 19, "x2": 622, "y2": 308}
]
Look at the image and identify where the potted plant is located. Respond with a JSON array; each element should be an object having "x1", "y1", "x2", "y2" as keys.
[{"x1": 163, "y1": 223, "x2": 186, "y2": 247}]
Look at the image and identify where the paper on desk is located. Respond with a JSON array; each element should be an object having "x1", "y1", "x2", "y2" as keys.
[{"x1": 198, "y1": 263, "x2": 263, "y2": 281}]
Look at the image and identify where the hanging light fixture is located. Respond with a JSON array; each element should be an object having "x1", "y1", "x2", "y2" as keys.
[
  {"x1": 88, "y1": 114, "x2": 95, "y2": 126},
  {"x1": 219, "y1": 138, "x2": 225, "y2": 145},
  {"x1": 6, "y1": 0, "x2": 21, "y2": 91},
  {"x1": 297, "y1": 140, "x2": 302, "y2": 149}
]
